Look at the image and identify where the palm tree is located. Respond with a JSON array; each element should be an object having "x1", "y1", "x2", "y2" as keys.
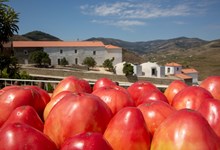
[{"x1": 0, "y1": 0, "x2": 19, "y2": 51}]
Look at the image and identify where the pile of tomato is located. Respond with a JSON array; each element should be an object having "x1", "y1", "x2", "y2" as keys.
[{"x1": 0, "y1": 75, "x2": 220, "y2": 150}]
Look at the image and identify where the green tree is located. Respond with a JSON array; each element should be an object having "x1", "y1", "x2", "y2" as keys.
[
  {"x1": 0, "y1": 0, "x2": 19, "y2": 50},
  {"x1": 123, "y1": 62, "x2": 134, "y2": 76},
  {"x1": 103, "y1": 57, "x2": 114, "y2": 72},
  {"x1": 0, "y1": 55, "x2": 19, "y2": 78},
  {"x1": 82, "y1": 57, "x2": 96, "y2": 69},
  {"x1": 60, "y1": 57, "x2": 69, "y2": 66},
  {"x1": 29, "y1": 51, "x2": 51, "y2": 67}
]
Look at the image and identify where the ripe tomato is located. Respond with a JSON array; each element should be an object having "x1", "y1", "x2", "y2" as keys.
[
  {"x1": 44, "y1": 92, "x2": 112, "y2": 148},
  {"x1": 200, "y1": 76, "x2": 220, "y2": 100}
]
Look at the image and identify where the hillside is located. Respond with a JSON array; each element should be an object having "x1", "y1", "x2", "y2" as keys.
[
  {"x1": 87, "y1": 37, "x2": 207, "y2": 54},
  {"x1": 12, "y1": 31, "x2": 61, "y2": 41},
  {"x1": 87, "y1": 37, "x2": 220, "y2": 80},
  {"x1": 142, "y1": 40, "x2": 220, "y2": 80}
]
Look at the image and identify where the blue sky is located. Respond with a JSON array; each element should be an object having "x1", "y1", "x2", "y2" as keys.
[{"x1": 7, "y1": 0, "x2": 220, "y2": 42}]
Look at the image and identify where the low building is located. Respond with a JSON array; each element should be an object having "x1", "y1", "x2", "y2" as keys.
[
  {"x1": 165, "y1": 62, "x2": 182, "y2": 75},
  {"x1": 181, "y1": 68, "x2": 198, "y2": 84},
  {"x1": 140, "y1": 62, "x2": 165, "y2": 78},
  {"x1": 11, "y1": 41, "x2": 122, "y2": 66},
  {"x1": 114, "y1": 62, "x2": 142, "y2": 76}
]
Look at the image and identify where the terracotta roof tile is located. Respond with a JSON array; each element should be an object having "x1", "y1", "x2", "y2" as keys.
[
  {"x1": 12, "y1": 41, "x2": 105, "y2": 47},
  {"x1": 105, "y1": 44, "x2": 120, "y2": 49},
  {"x1": 175, "y1": 73, "x2": 192, "y2": 79},
  {"x1": 165, "y1": 62, "x2": 182, "y2": 67},
  {"x1": 181, "y1": 68, "x2": 198, "y2": 73}
]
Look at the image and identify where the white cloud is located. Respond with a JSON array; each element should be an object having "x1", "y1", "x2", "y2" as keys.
[
  {"x1": 92, "y1": 19, "x2": 145, "y2": 30},
  {"x1": 81, "y1": 1, "x2": 191, "y2": 19},
  {"x1": 81, "y1": 0, "x2": 215, "y2": 30}
]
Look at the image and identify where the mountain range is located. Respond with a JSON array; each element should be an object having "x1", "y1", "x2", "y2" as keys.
[{"x1": 12, "y1": 30, "x2": 220, "y2": 80}]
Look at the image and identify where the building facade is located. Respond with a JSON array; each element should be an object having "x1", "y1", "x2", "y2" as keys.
[
  {"x1": 140, "y1": 62, "x2": 165, "y2": 78},
  {"x1": 12, "y1": 41, "x2": 122, "y2": 66},
  {"x1": 114, "y1": 62, "x2": 142, "y2": 76},
  {"x1": 165, "y1": 62, "x2": 182, "y2": 75}
]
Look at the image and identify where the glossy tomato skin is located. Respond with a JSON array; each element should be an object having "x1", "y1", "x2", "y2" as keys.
[
  {"x1": 61, "y1": 132, "x2": 113, "y2": 150},
  {"x1": 43, "y1": 91, "x2": 73, "y2": 121},
  {"x1": 25, "y1": 85, "x2": 51, "y2": 106},
  {"x1": 92, "y1": 86, "x2": 135, "y2": 115},
  {"x1": 164, "y1": 80, "x2": 188, "y2": 104},
  {"x1": 104, "y1": 107, "x2": 151, "y2": 150},
  {"x1": 51, "y1": 76, "x2": 84, "y2": 98},
  {"x1": 0, "y1": 87, "x2": 42, "y2": 126},
  {"x1": 172, "y1": 86, "x2": 213, "y2": 110},
  {"x1": 151, "y1": 109, "x2": 220, "y2": 150},
  {"x1": 1, "y1": 105, "x2": 44, "y2": 132},
  {"x1": 127, "y1": 81, "x2": 158, "y2": 106},
  {"x1": 197, "y1": 98, "x2": 220, "y2": 137},
  {"x1": 200, "y1": 76, "x2": 220, "y2": 100},
  {"x1": 137, "y1": 100, "x2": 175, "y2": 136},
  {"x1": 0, "y1": 123, "x2": 57, "y2": 150},
  {"x1": 78, "y1": 79, "x2": 92, "y2": 93},
  {"x1": 136, "y1": 89, "x2": 168, "y2": 105},
  {"x1": 93, "y1": 77, "x2": 116, "y2": 91},
  {"x1": 44, "y1": 92, "x2": 113, "y2": 148}
]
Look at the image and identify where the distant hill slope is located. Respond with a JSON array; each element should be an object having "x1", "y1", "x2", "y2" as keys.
[
  {"x1": 86, "y1": 37, "x2": 207, "y2": 54},
  {"x1": 87, "y1": 37, "x2": 220, "y2": 80},
  {"x1": 21, "y1": 31, "x2": 61, "y2": 41}
]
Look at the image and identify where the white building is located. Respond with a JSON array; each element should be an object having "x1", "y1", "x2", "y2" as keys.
[
  {"x1": 140, "y1": 62, "x2": 165, "y2": 78},
  {"x1": 12, "y1": 41, "x2": 122, "y2": 66},
  {"x1": 165, "y1": 62, "x2": 182, "y2": 75},
  {"x1": 114, "y1": 62, "x2": 142, "y2": 76},
  {"x1": 181, "y1": 68, "x2": 198, "y2": 83}
]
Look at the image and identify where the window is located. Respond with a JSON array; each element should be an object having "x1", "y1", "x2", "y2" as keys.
[
  {"x1": 167, "y1": 67, "x2": 170, "y2": 73},
  {"x1": 24, "y1": 50, "x2": 28, "y2": 55},
  {"x1": 75, "y1": 49, "x2": 77, "y2": 53},
  {"x1": 152, "y1": 68, "x2": 157, "y2": 76},
  {"x1": 58, "y1": 58, "x2": 61, "y2": 65},
  {"x1": 93, "y1": 51, "x2": 96, "y2": 55},
  {"x1": 75, "y1": 58, "x2": 78, "y2": 65},
  {"x1": 177, "y1": 67, "x2": 179, "y2": 71},
  {"x1": 60, "y1": 49, "x2": 63, "y2": 54}
]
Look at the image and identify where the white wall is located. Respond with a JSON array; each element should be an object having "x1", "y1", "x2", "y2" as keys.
[
  {"x1": 114, "y1": 62, "x2": 141, "y2": 76},
  {"x1": 186, "y1": 73, "x2": 198, "y2": 83},
  {"x1": 141, "y1": 62, "x2": 165, "y2": 78},
  {"x1": 44, "y1": 46, "x2": 122, "y2": 66},
  {"x1": 165, "y1": 66, "x2": 182, "y2": 75}
]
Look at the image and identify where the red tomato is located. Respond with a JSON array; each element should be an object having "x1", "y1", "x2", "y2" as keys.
[
  {"x1": 93, "y1": 77, "x2": 116, "y2": 91},
  {"x1": 25, "y1": 85, "x2": 51, "y2": 107},
  {"x1": 136, "y1": 89, "x2": 168, "y2": 105},
  {"x1": 43, "y1": 91, "x2": 73, "y2": 121},
  {"x1": 0, "y1": 87, "x2": 43, "y2": 126},
  {"x1": 92, "y1": 86, "x2": 135, "y2": 115},
  {"x1": 172, "y1": 86, "x2": 213, "y2": 110},
  {"x1": 0, "y1": 123, "x2": 57, "y2": 150},
  {"x1": 1, "y1": 105, "x2": 43, "y2": 131},
  {"x1": 151, "y1": 109, "x2": 220, "y2": 149},
  {"x1": 138, "y1": 100, "x2": 175, "y2": 136},
  {"x1": 104, "y1": 107, "x2": 151, "y2": 150},
  {"x1": 44, "y1": 92, "x2": 113, "y2": 148},
  {"x1": 51, "y1": 76, "x2": 86, "y2": 99},
  {"x1": 164, "y1": 80, "x2": 188, "y2": 104},
  {"x1": 200, "y1": 76, "x2": 220, "y2": 100},
  {"x1": 197, "y1": 98, "x2": 220, "y2": 137},
  {"x1": 127, "y1": 81, "x2": 158, "y2": 106},
  {"x1": 78, "y1": 79, "x2": 92, "y2": 93},
  {"x1": 61, "y1": 132, "x2": 113, "y2": 150}
]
